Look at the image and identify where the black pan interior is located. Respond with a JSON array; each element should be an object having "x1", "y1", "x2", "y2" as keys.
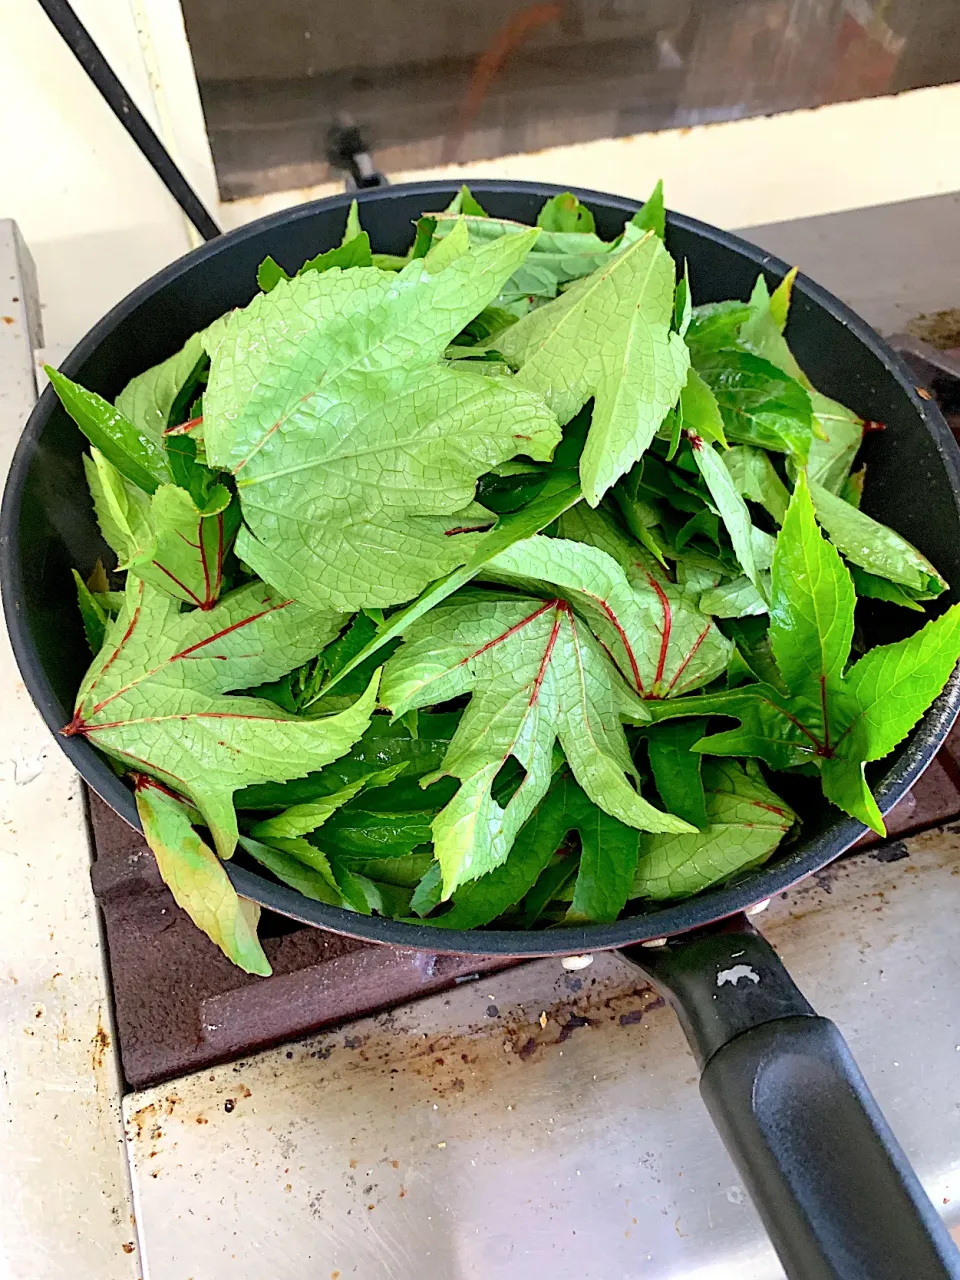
[{"x1": 3, "y1": 180, "x2": 960, "y2": 956}]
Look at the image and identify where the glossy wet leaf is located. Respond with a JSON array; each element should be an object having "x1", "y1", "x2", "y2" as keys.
[
  {"x1": 810, "y1": 480, "x2": 946, "y2": 597},
  {"x1": 694, "y1": 349, "x2": 814, "y2": 463},
  {"x1": 47, "y1": 367, "x2": 171, "y2": 494}
]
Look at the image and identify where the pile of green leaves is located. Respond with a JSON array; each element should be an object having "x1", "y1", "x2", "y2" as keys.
[{"x1": 52, "y1": 184, "x2": 960, "y2": 974}]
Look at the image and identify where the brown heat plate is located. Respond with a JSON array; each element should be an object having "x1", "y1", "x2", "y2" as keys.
[{"x1": 89, "y1": 720, "x2": 960, "y2": 1090}]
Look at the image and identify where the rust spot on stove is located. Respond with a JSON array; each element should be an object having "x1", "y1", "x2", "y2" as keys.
[
  {"x1": 349, "y1": 1158, "x2": 358, "y2": 1169},
  {"x1": 195, "y1": 1115, "x2": 208, "y2": 1125},
  {"x1": 122, "y1": 1242, "x2": 136, "y2": 1254},
  {"x1": 224, "y1": 1098, "x2": 236, "y2": 1113},
  {"x1": 390, "y1": 1159, "x2": 399, "y2": 1169},
  {"x1": 332, "y1": 1272, "x2": 341, "y2": 1279},
  {"x1": 163, "y1": 1093, "x2": 182, "y2": 1115},
  {"x1": 517, "y1": 1037, "x2": 538, "y2": 1060},
  {"x1": 128, "y1": 1102, "x2": 157, "y2": 1140},
  {"x1": 1, "y1": 316, "x2": 15, "y2": 325},
  {"x1": 91, "y1": 1011, "x2": 111, "y2": 1072},
  {"x1": 558, "y1": 1013, "x2": 593, "y2": 1043},
  {"x1": 399, "y1": 1186, "x2": 406, "y2": 1198}
]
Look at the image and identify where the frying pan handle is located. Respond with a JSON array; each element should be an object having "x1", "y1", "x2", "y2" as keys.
[{"x1": 620, "y1": 916, "x2": 960, "y2": 1280}]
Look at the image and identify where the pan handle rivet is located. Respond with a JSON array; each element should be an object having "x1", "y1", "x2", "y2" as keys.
[
  {"x1": 747, "y1": 898, "x2": 771, "y2": 916},
  {"x1": 561, "y1": 954, "x2": 594, "y2": 971},
  {"x1": 640, "y1": 937, "x2": 667, "y2": 949}
]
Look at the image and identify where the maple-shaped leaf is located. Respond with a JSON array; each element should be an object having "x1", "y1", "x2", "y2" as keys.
[
  {"x1": 83, "y1": 448, "x2": 239, "y2": 610},
  {"x1": 484, "y1": 535, "x2": 731, "y2": 698},
  {"x1": 632, "y1": 761, "x2": 794, "y2": 899},
  {"x1": 65, "y1": 577, "x2": 374, "y2": 856},
  {"x1": 382, "y1": 578, "x2": 694, "y2": 897},
  {"x1": 493, "y1": 231, "x2": 690, "y2": 505},
  {"x1": 647, "y1": 475, "x2": 960, "y2": 833},
  {"x1": 202, "y1": 232, "x2": 561, "y2": 611},
  {"x1": 136, "y1": 778, "x2": 271, "y2": 974}
]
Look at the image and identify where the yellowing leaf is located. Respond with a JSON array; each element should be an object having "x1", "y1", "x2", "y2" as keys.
[{"x1": 136, "y1": 779, "x2": 271, "y2": 975}]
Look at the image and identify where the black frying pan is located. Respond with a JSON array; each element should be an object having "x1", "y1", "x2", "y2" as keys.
[{"x1": 3, "y1": 181, "x2": 960, "y2": 1279}]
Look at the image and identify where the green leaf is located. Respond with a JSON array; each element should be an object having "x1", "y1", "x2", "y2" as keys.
[
  {"x1": 445, "y1": 184, "x2": 489, "y2": 217},
  {"x1": 68, "y1": 576, "x2": 371, "y2": 858},
  {"x1": 84, "y1": 448, "x2": 238, "y2": 609},
  {"x1": 625, "y1": 178, "x2": 665, "y2": 242},
  {"x1": 485, "y1": 534, "x2": 731, "y2": 698},
  {"x1": 694, "y1": 349, "x2": 814, "y2": 463},
  {"x1": 725, "y1": 446, "x2": 789, "y2": 523},
  {"x1": 382, "y1": 576, "x2": 694, "y2": 897},
  {"x1": 257, "y1": 256, "x2": 290, "y2": 293},
  {"x1": 299, "y1": 232, "x2": 373, "y2": 276},
  {"x1": 537, "y1": 192, "x2": 596, "y2": 234},
  {"x1": 137, "y1": 780, "x2": 271, "y2": 974},
  {"x1": 421, "y1": 774, "x2": 575, "y2": 928},
  {"x1": 240, "y1": 834, "x2": 344, "y2": 906},
  {"x1": 114, "y1": 333, "x2": 207, "y2": 441},
  {"x1": 430, "y1": 212, "x2": 612, "y2": 303},
  {"x1": 494, "y1": 233, "x2": 690, "y2": 504},
  {"x1": 203, "y1": 233, "x2": 562, "y2": 612},
  {"x1": 248, "y1": 765, "x2": 405, "y2": 839},
  {"x1": 47, "y1": 367, "x2": 171, "y2": 494},
  {"x1": 645, "y1": 719, "x2": 708, "y2": 828},
  {"x1": 850, "y1": 566, "x2": 925, "y2": 612},
  {"x1": 679, "y1": 366, "x2": 727, "y2": 447},
  {"x1": 72, "y1": 568, "x2": 108, "y2": 653},
  {"x1": 738, "y1": 271, "x2": 863, "y2": 493},
  {"x1": 843, "y1": 601, "x2": 960, "y2": 763},
  {"x1": 675, "y1": 508, "x2": 720, "y2": 551},
  {"x1": 342, "y1": 851, "x2": 433, "y2": 891},
  {"x1": 554, "y1": 502, "x2": 664, "y2": 583},
  {"x1": 342, "y1": 199, "x2": 363, "y2": 243},
  {"x1": 810, "y1": 480, "x2": 947, "y2": 596},
  {"x1": 650, "y1": 479, "x2": 960, "y2": 835},
  {"x1": 322, "y1": 806, "x2": 436, "y2": 857},
  {"x1": 314, "y1": 469, "x2": 582, "y2": 698},
  {"x1": 770, "y1": 472, "x2": 854, "y2": 699},
  {"x1": 164, "y1": 432, "x2": 221, "y2": 509},
  {"x1": 410, "y1": 861, "x2": 443, "y2": 916},
  {"x1": 563, "y1": 786, "x2": 642, "y2": 925},
  {"x1": 685, "y1": 301, "x2": 752, "y2": 356},
  {"x1": 689, "y1": 440, "x2": 763, "y2": 597},
  {"x1": 631, "y1": 761, "x2": 793, "y2": 899},
  {"x1": 235, "y1": 712, "x2": 459, "y2": 810},
  {"x1": 699, "y1": 574, "x2": 768, "y2": 618}
]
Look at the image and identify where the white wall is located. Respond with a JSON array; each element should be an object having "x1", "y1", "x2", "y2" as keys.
[{"x1": 0, "y1": 0, "x2": 217, "y2": 351}]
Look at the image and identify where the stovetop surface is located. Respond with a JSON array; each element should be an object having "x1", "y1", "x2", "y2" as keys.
[{"x1": 121, "y1": 829, "x2": 960, "y2": 1280}]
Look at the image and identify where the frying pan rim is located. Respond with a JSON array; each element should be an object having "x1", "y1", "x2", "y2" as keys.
[{"x1": 3, "y1": 178, "x2": 960, "y2": 957}]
